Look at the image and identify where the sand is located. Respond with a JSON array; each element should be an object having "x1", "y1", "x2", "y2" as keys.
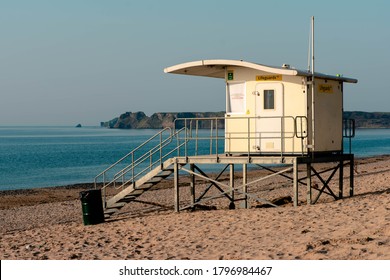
[{"x1": 0, "y1": 155, "x2": 389, "y2": 260}]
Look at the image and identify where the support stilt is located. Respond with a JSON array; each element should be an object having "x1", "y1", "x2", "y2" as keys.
[
  {"x1": 306, "y1": 162, "x2": 312, "y2": 205},
  {"x1": 339, "y1": 159, "x2": 344, "y2": 199},
  {"x1": 190, "y1": 164, "x2": 195, "y2": 210},
  {"x1": 350, "y1": 156, "x2": 354, "y2": 196},
  {"x1": 174, "y1": 162, "x2": 179, "y2": 212},
  {"x1": 243, "y1": 163, "x2": 248, "y2": 209},
  {"x1": 293, "y1": 158, "x2": 298, "y2": 207},
  {"x1": 229, "y1": 164, "x2": 235, "y2": 209}
]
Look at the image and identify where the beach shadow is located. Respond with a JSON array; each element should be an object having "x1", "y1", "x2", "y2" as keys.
[
  {"x1": 354, "y1": 168, "x2": 390, "y2": 178},
  {"x1": 347, "y1": 187, "x2": 390, "y2": 199}
]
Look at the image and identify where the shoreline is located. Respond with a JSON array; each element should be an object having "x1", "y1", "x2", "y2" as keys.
[
  {"x1": 1, "y1": 154, "x2": 389, "y2": 209},
  {"x1": 0, "y1": 154, "x2": 389, "y2": 260}
]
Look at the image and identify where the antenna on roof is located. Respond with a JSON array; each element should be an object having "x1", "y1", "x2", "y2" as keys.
[
  {"x1": 307, "y1": 16, "x2": 314, "y2": 73},
  {"x1": 309, "y1": 16, "x2": 315, "y2": 152}
]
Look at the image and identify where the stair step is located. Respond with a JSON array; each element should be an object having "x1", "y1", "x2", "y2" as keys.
[
  {"x1": 104, "y1": 208, "x2": 117, "y2": 215},
  {"x1": 109, "y1": 202, "x2": 126, "y2": 209},
  {"x1": 164, "y1": 168, "x2": 174, "y2": 172},
  {"x1": 131, "y1": 189, "x2": 145, "y2": 196},
  {"x1": 137, "y1": 183, "x2": 156, "y2": 190},
  {"x1": 155, "y1": 170, "x2": 173, "y2": 177},
  {"x1": 99, "y1": 160, "x2": 175, "y2": 217},
  {"x1": 146, "y1": 177, "x2": 163, "y2": 184},
  {"x1": 120, "y1": 195, "x2": 137, "y2": 202}
]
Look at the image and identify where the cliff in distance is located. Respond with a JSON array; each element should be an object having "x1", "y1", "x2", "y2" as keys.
[
  {"x1": 343, "y1": 111, "x2": 390, "y2": 128},
  {"x1": 101, "y1": 111, "x2": 226, "y2": 129},
  {"x1": 101, "y1": 111, "x2": 390, "y2": 129}
]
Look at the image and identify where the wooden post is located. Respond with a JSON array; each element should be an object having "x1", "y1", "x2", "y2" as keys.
[
  {"x1": 293, "y1": 158, "x2": 298, "y2": 207},
  {"x1": 339, "y1": 160, "x2": 344, "y2": 199},
  {"x1": 174, "y1": 162, "x2": 179, "y2": 212},
  {"x1": 190, "y1": 164, "x2": 195, "y2": 210},
  {"x1": 306, "y1": 162, "x2": 312, "y2": 205},
  {"x1": 243, "y1": 163, "x2": 248, "y2": 209}
]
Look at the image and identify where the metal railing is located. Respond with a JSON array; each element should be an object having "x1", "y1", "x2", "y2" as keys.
[
  {"x1": 343, "y1": 118, "x2": 355, "y2": 154},
  {"x1": 173, "y1": 116, "x2": 308, "y2": 159},
  {"x1": 94, "y1": 127, "x2": 188, "y2": 205},
  {"x1": 94, "y1": 115, "x2": 309, "y2": 206}
]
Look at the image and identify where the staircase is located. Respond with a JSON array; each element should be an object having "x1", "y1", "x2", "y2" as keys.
[
  {"x1": 94, "y1": 127, "x2": 187, "y2": 218},
  {"x1": 103, "y1": 159, "x2": 175, "y2": 218}
]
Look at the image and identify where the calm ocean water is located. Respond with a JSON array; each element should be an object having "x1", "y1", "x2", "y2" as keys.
[{"x1": 0, "y1": 126, "x2": 389, "y2": 191}]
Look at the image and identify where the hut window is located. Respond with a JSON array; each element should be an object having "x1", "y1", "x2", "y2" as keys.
[{"x1": 264, "y1": 90, "x2": 275, "y2": 110}]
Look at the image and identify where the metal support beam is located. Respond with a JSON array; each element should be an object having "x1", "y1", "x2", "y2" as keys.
[
  {"x1": 339, "y1": 160, "x2": 344, "y2": 199},
  {"x1": 174, "y1": 162, "x2": 179, "y2": 212},
  {"x1": 312, "y1": 164, "x2": 339, "y2": 204},
  {"x1": 193, "y1": 164, "x2": 232, "y2": 201},
  {"x1": 190, "y1": 164, "x2": 195, "y2": 210},
  {"x1": 306, "y1": 163, "x2": 312, "y2": 205},
  {"x1": 229, "y1": 164, "x2": 235, "y2": 209},
  {"x1": 293, "y1": 158, "x2": 298, "y2": 207},
  {"x1": 178, "y1": 165, "x2": 285, "y2": 211},
  {"x1": 243, "y1": 163, "x2": 248, "y2": 209},
  {"x1": 350, "y1": 156, "x2": 354, "y2": 196}
]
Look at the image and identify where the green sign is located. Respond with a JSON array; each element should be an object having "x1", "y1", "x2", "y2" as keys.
[{"x1": 227, "y1": 71, "x2": 234, "y2": 80}]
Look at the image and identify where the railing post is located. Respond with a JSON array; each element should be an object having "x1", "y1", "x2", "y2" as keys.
[
  {"x1": 281, "y1": 117, "x2": 284, "y2": 158},
  {"x1": 160, "y1": 131, "x2": 163, "y2": 168},
  {"x1": 215, "y1": 118, "x2": 218, "y2": 158},
  {"x1": 195, "y1": 120, "x2": 199, "y2": 156},
  {"x1": 132, "y1": 153, "x2": 135, "y2": 187},
  {"x1": 247, "y1": 117, "x2": 250, "y2": 159},
  {"x1": 184, "y1": 119, "x2": 188, "y2": 158},
  {"x1": 210, "y1": 119, "x2": 213, "y2": 155}
]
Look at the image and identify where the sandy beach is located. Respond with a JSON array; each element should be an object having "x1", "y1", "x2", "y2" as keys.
[{"x1": 1, "y1": 155, "x2": 389, "y2": 260}]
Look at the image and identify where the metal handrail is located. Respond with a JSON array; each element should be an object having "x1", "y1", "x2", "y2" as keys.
[
  {"x1": 343, "y1": 118, "x2": 355, "y2": 154},
  {"x1": 95, "y1": 116, "x2": 309, "y2": 207},
  {"x1": 94, "y1": 127, "x2": 188, "y2": 205},
  {"x1": 174, "y1": 116, "x2": 307, "y2": 158},
  {"x1": 95, "y1": 127, "x2": 171, "y2": 180}
]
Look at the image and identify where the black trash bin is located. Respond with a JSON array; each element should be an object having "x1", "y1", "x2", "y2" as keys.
[{"x1": 80, "y1": 189, "x2": 105, "y2": 225}]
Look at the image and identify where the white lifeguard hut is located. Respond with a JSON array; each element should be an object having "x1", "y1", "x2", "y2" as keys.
[
  {"x1": 164, "y1": 59, "x2": 357, "y2": 156},
  {"x1": 95, "y1": 60, "x2": 358, "y2": 217},
  {"x1": 94, "y1": 19, "x2": 359, "y2": 219}
]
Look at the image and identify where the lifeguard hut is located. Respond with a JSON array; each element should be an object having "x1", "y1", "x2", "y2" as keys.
[
  {"x1": 164, "y1": 59, "x2": 357, "y2": 156},
  {"x1": 93, "y1": 20, "x2": 358, "y2": 219},
  {"x1": 93, "y1": 59, "x2": 357, "y2": 218}
]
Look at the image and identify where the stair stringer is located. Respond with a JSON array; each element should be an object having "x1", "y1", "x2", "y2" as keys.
[{"x1": 104, "y1": 158, "x2": 176, "y2": 216}]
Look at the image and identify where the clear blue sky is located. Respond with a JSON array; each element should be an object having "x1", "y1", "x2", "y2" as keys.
[{"x1": 1, "y1": 0, "x2": 389, "y2": 125}]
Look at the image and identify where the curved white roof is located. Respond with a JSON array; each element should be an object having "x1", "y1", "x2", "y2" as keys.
[{"x1": 164, "y1": 59, "x2": 357, "y2": 83}]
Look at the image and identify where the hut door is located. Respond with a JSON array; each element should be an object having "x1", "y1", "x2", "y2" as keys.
[{"x1": 255, "y1": 83, "x2": 284, "y2": 152}]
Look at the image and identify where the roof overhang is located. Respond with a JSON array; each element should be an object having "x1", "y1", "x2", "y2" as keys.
[{"x1": 164, "y1": 59, "x2": 358, "y2": 83}]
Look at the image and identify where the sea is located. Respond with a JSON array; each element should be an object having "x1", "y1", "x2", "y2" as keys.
[{"x1": 0, "y1": 126, "x2": 389, "y2": 191}]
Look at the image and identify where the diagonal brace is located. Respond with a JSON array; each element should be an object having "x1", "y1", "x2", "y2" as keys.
[
  {"x1": 192, "y1": 164, "x2": 233, "y2": 201},
  {"x1": 312, "y1": 164, "x2": 340, "y2": 203}
]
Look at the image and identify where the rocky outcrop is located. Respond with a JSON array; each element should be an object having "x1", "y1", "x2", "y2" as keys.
[
  {"x1": 101, "y1": 111, "x2": 226, "y2": 129},
  {"x1": 343, "y1": 111, "x2": 390, "y2": 128},
  {"x1": 101, "y1": 111, "x2": 390, "y2": 129}
]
